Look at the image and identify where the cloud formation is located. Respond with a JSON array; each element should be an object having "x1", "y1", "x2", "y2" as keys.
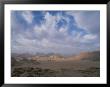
[
  {"x1": 11, "y1": 11, "x2": 100, "y2": 55},
  {"x1": 21, "y1": 11, "x2": 34, "y2": 24}
]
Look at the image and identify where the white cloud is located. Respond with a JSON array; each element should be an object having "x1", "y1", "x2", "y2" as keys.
[
  {"x1": 11, "y1": 11, "x2": 100, "y2": 55},
  {"x1": 66, "y1": 11, "x2": 100, "y2": 34},
  {"x1": 21, "y1": 11, "x2": 33, "y2": 24},
  {"x1": 83, "y1": 34, "x2": 97, "y2": 40},
  {"x1": 59, "y1": 27, "x2": 67, "y2": 33},
  {"x1": 79, "y1": 34, "x2": 98, "y2": 44}
]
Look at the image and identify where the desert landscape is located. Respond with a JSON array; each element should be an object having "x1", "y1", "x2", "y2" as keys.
[
  {"x1": 11, "y1": 51, "x2": 100, "y2": 77},
  {"x1": 11, "y1": 11, "x2": 100, "y2": 77}
]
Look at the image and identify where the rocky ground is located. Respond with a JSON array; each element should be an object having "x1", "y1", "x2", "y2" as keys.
[{"x1": 11, "y1": 51, "x2": 100, "y2": 77}]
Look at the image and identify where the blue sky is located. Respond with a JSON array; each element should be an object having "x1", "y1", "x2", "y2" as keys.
[{"x1": 11, "y1": 11, "x2": 100, "y2": 55}]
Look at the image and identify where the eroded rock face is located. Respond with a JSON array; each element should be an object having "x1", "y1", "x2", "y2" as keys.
[
  {"x1": 68, "y1": 51, "x2": 100, "y2": 61},
  {"x1": 77, "y1": 51, "x2": 100, "y2": 61}
]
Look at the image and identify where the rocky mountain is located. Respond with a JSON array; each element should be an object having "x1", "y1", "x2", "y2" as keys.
[
  {"x1": 68, "y1": 51, "x2": 100, "y2": 61},
  {"x1": 11, "y1": 51, "x2": 100, "y2": 62}
]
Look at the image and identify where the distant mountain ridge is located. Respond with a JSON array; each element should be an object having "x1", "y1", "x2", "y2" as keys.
[
  {"x1": 12, "y1": 51, "x2": 100, "y2": 62},
  {"x1": 69, "y1": 51, "x2": 100, "y2": 61}
]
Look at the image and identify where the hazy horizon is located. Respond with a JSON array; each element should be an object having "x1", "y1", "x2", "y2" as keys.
[{"x1": 11, "y1": 11, "x2": 100, "y2": 55}]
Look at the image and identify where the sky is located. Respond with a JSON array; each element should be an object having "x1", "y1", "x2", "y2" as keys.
[{"x1": 11, "y1": 11, "x2": 100, "y2": 55}]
